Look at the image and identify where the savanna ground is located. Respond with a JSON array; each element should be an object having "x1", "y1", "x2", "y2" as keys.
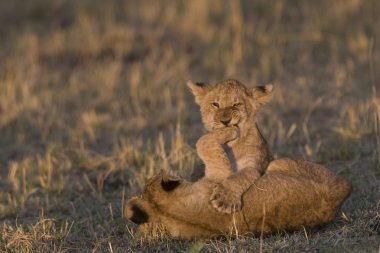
[{"x1": 0, "y1": 0, "x2": 379, "y2": 252}]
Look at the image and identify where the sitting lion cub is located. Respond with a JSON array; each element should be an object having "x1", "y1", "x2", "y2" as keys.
[
  {"x1": 187, "y1": 79, "x2": 273, "y2": 213},
  {"x1": 125, "y1": 158, "x2": 352, "y2": 239}
]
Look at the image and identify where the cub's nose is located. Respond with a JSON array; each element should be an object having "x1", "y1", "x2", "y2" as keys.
[{"x1": 220, "y1": 119, "x2": 231, "y2": 126}]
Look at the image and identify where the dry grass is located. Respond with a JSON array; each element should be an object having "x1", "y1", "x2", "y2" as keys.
[{"x1": 0, "y1": 0, "x2": 379, "y2": 252}]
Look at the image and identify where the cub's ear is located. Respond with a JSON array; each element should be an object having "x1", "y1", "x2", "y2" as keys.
[
  {"x1": 160, "y1": 170, "x2": 182, "y2": 192},
  {"x1": 250, "y1": 84, "x2": 274, "y2": 105},
  {"x1": 187, "y1": 80, "x2": 210, "y2": 105}
]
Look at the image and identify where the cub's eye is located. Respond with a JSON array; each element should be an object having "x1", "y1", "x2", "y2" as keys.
[
  {"x1": 211, "y1": 102, "x2": 219, "y2": 108},
  {"x1": 233, "y1": 102, "x2": 242, "y2": 107}
]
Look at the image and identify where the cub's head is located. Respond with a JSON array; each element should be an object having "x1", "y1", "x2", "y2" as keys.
[
  {"x1": 125, "y1": 170, "x2": 184, "y2": 225},
  {"x1": 187, "y1": 79, "x2": 273, "y2": 131}
]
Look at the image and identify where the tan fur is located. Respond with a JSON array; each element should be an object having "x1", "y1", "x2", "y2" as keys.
[
  {"x1": 187, "y1": 79, "x2": 273, "y2": 213},
  {"x1": 125, "y1": 158, "x2": 352, "y2": 240}
]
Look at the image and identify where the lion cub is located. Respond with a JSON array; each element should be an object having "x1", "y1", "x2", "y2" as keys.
[{"x1": 187, "y1": 79, "x2": 273, "y2": 213}]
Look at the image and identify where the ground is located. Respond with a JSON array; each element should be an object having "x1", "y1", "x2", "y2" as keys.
[{"x1": 0, "y1": 0, "x2": 379, "y2": 252}]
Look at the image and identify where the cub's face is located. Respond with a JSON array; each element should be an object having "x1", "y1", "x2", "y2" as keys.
[
  {"x1": 200, "y1": 85, "x2": 251, "y2": 131},
  {"x1": 187, "y1": 79, "x2": 273, "y2": 131}
]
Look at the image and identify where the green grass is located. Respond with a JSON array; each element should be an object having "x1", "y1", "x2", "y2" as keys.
[{"x1": 0, "y1": 0, "x2": 379, "y2": 252}]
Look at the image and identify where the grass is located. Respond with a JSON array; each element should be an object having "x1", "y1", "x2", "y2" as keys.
[{"x1": 0, "y1": 0, "x2": 379, "y2": 252}]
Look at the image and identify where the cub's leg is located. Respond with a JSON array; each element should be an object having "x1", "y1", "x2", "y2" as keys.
[
  {"x1": 198, "y1": 126, "x2": 263, "y2": 214},
  {"x1": 266, "y1": 158, "x2": 336, "y2": 181},
  {"x1": 196, "y1": 126, "x2": 238, "y2": 181},
  {"x1": 210, "y1": 165, "x2": 262, "y2": 213}
]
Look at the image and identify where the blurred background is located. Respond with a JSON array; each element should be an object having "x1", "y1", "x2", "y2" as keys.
[{"x1": 0, "y1": 0, "x2": 379, "y2": 251}]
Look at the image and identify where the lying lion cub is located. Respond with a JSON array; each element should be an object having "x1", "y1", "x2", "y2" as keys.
[
  {"x1": 125, "y1": 158, "x2": 351, "y2": 239},
  {"x1": 187, "y1": 79, "x2": 273, "y2": 213}
]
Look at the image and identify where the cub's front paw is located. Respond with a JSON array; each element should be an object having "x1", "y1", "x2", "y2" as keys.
[
  {"x1": 216, "y1": 126, "x2": 239, "y2": 144},
  {"x1": 210, "y1": 183, "x2": 242, "y2": 214}
]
